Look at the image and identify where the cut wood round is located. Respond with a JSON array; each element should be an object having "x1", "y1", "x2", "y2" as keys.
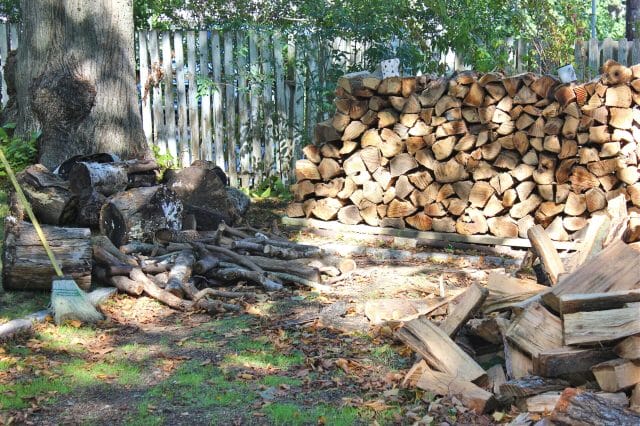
[
  {"x1": 337, "y1": 205, "x2": 362, "y2": 225},
  {"x1": 434, "y1": 159, "x2": 469, "y2": 183},
  {"x1": 69, "y1": 162, "x2": 128, "y2": 197},
  {"x1": 2, "y1": 216, "x2": 92, "y2": 290},
  {"x1": 341, "y1": 120, "x2": 367, "y2": 141},
  {"x1": 100, "y1": 185, "x2": 183, "y2": 247},
  {"x1": 405, "y1": 212, "x2": 433, "y2": 231},
  {"x1": 295, "y1": 159, "x2": 321, "y2": 181},
  {"x1": 75, "y1": 190, "x2": 107, "y2": 228},
  {"x1": 314, "y1": 178, "x2": 344, "y2": 198},
  {"x1": 585, "y1": 187, "x2": 607, "y2": 212},
  {"x1": 17, "y1": 164, "x2": 77, "y2": 226},
  {"x1": 456, "y1": 208, "x2": 488, "y2": 235},
  {"x1": 390, "y1": 153, "x2": 418, "y2": 177},
  {"x1": 387, "y1": 199, "x2": 417, "y2": 218},
  {"x1": 432, "y1": 217, "x2": 456, "y2": 233},
  {"x1": 318, "y1": 158, "x2": 342, "y2": 181},
  {"x1": 302, "y1": 144, "x2": 321, "y2": 163},
  {"x1": 311, "y1": 198, "x2": 343, "y2": 221},
  {"x1": 564, "y1": 192, "x2": 587, "y2": 216},
  {"x1": 487, "y1": 216, "x2": 518, "y2": 237}
]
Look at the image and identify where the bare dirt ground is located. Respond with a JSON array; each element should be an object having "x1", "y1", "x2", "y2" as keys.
[{"x1": 0, "y1": 199, "x2": 521, "y2": 425}]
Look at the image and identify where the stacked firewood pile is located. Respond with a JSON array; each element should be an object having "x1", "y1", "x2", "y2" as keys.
[
  {"x1": 394, "y1": 195, "x2": 640, "y2": 422},
  {"x1": 288, "y1": 60, "x2": 640, "y2": 241},
  {"x1": 2, "y1": 156, "x2": 332, "y2": 313}
]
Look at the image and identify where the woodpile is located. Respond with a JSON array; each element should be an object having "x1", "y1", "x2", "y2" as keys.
[
  {"x1": 289, "y1": 62, "x2": 640, "y2": 241},
  {"x1": 4, "y1": 156, "x2": 334, "y2": 314},
  {"x1": 395, "y1": 196, "x2": 640, "y2": 421}
]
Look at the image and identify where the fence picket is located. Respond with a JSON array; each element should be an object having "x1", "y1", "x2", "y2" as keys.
[
  {"x1": 618, "y1": 39, "x2": 629, "y2": 65},
  {"x1": 147, "y1": 31, "x2": 164, "y2": 154},
  {"x1": 260, "y1": 33, "x2": 275, "y2": 179},
  {"x1": 602, "y1": 38, "x2": 614, "y2": 64},
  {"x1": 161, "y1": 32, "x2": 177, "y2": 160},
  {"x1": 174, "y1": 32, "x2": 188, "y2": 166},
  {"x1": 248, "y1": 30, "x2": 261, "y2": 184},
  {"x1": 588, "y1": 38, "x2": 599, "y2": 79},
  {"x1": 211, "y1": 31, "x2": 224, "y2": 169},
  {"x1": 198, "y1": 31, "x2": 212, "y2": 161},
  {"x1": 186, "y1": 32, "x2": 199, "y2": 163},
  {"x1": 223, "y1": 32, "x2": 238, "y2": 187},
  {"x1": 306, "y1": 37, "x2": 319, "y2": 143},
  {"x1": 236, "y1": 32, "x2": 250, "y2": 188},
  {"x1": 273, "y1": 32, "x2": 287, "y2": 182},
  {"x1": 293, "y1": 40, "x2": 305, "y2": 168}
]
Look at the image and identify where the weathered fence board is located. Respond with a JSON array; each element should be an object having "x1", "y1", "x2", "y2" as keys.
[{"x1": 198, "y1": 31, "x2": 212, "y2": 161}]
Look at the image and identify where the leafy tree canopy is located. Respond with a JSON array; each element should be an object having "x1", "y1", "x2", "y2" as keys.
[{"x1": 0, "y1": 0, "x2": 629, "y2": 72}]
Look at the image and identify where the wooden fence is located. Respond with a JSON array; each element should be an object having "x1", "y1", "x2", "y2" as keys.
[{"x1": 0, "y1": 24, "x2": 639, "y2": 187}]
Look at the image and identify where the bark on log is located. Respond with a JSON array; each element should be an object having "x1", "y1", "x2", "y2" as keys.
[
  {"x1": 550, "y1": 388, "x2": 640, "y2": 426},
  {"x1": 17, "y1": 164, "x2": 77, "y2": 226},
  {"x1": 100, "y1": 185, "x2": 183, "y2": 247},
  {"x1": 2, "y1": 216, "x2": 92, "y2": 290}
]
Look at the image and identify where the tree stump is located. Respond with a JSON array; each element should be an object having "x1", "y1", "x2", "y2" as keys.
[{"x1": 100, "y1": 185, "x2": 183, "y2": 247}]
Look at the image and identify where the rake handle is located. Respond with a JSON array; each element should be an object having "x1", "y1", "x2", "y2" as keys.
[{"x1": 0, "y1": 149, "x2": 64, "y2": 277}]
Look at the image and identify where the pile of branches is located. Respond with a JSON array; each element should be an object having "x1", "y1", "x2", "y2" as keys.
[{"x1": 93, "y1": 222, "x2": 335, "y2": 314}]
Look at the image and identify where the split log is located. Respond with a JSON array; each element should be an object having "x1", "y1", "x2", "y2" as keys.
[
  {"x1": 415, "y1": 368, "x2": 496, "y2": 414},
  {"x1": 439, "y1": 283, "x2": 488, "y2": 337},
  {"x1": 563, "y1": 305, "x2": 640, "y2": 345},
  {"x1": 542, "y1": 240, "x2": 640, "y2": 313},
  {"x1": 591, "y1": 358, "x2": 640, "y2": 391},
  {"x1": 100, "y1": 186, "x2": 183, "y2": 247},
  {"x1": 395, "y1": 315, "x2": 486, "y2": 382},
  {"x1": 482, "y1": 272, "x2": 547, "y2": 313},
  {"x1": 550, "y1": 388, "x2": 640, "y2": 426},
  {"x1": 614, "y1": 336, "x2": 640, "y2": 360},
  {"x1": 527, "y1": 225, "x2": 565, "y2": 285},
  {"x1": 2, "y1": 217, "x2": 92, "y2": 290},
  {"x1": 506, "y1": 302, "x2": 564, "y2": 358}
]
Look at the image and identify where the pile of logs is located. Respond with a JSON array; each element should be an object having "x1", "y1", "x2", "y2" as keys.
[
  {"x1": 288, "y1": 60, "x2": 640, "y2": 241},
  {"x1": 4, "y1": 155, "x2": 304, "y2": 311},
  {"x1": 395, "y1": 195, "x2": 640, "y2": 422}
]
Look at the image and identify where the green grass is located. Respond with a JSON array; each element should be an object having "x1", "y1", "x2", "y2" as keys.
[
  {"x1": 0, "y1": 358, "x2": 143, "y2": 410},
  {"x1": 223, "y1": 350, "x2": 305, "y2": 370},
  {"x1": 201, "y1": 315, "x2": 254, "y2": 334},
  {"x1": 263, "y1": 403, "x2": 360, "y2": 426},
  {"x1": 260, "y1": 375, "x2": 303, "y2": 387}
]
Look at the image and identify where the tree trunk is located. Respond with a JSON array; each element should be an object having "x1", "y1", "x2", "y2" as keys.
[{"x1": 13, "y1": 0, "x2": 148, "y2": 169}]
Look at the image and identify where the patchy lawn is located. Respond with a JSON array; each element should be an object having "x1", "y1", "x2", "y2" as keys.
[{"x1": 1, "y1": 196, "x2": 509, "y2": 425}]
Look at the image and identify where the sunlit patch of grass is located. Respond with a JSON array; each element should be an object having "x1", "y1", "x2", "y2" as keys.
[
  {"x1": 60, "y1": 359, "x2": 142, "y2": 386},
  {"x1": 33, "y1": 324, "x2": 99, "y2": 354},
  {"x1": 201, "y1": 315, "x2": 254, "y2": 334},
  {"x1": 0, "y1": 376, "x2": 73, "y2": 410},
  {"x1": 260, "y1": 375, "x2": 303, "y2": 387},
  {"x1": 126, "y1": 403, "x2": 164, "y2": 426},
  {"x1": 137, "y1": 361, "x2": 256, "y2": 423},
  {"x1": 263, "y1": 403, "x2": 360, "y2": 426}
]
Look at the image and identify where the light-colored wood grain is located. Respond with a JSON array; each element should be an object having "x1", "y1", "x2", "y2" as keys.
[
  {"x1": 506, "y1": 301, "x2": 564, "y2": 358},
  {"x1": 395, "y1": 316, "x2": 486, "y2": 383},
  {"x1": 563, "y1": 306, "x2": 640, "y2": 345},
  {"x1": 440, "y1": 283, "x2": 488, "y2": 337},
  {"x1": 415, "y1": 368, "x2": 496, "y2": 414}
]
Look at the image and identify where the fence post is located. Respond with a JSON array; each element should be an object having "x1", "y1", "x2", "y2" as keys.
[
  {"x1": 293, "y1": 38, "x2": 306, "y2": 169},
  {"x1": 618, "y1": 38, "x2": 629, "y2": 65}
]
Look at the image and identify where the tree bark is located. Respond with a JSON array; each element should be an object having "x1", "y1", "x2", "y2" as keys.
[{"x1": 13, "y1": 0, "x2": 148, "y2": 169}]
